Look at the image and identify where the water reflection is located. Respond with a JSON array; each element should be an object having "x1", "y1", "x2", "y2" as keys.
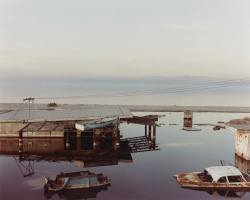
[
  {"x1": 44, "y1": 170, "x2": 111, "y2": 200},
  {"x1": 235, "y1": 154, "x2": 250, "y2": 174},
  {"x1": 174, "y1": 114, "x2": 250, "y2": 199},
  {"x1": 4, "y1": 112, "x2": 249, "y2": 199},
  {"x1": 187, "y1": 188, "x2": 248, "y2": 198},
  {"x1": 44, "y1": 185, "x2": 110, "y2": 200},
  {"x1": 0, "y1": 117, "x2": 159, "y2": 174},
  {"x1": 0, "y1": 137, "x2": 158, "y2": 175},
  {"x1": 174, "y1": 143, "x2": 250, "y2": 198},
  {"x1": 0, "y1": 121, "x2": 160, "y2": 199}
]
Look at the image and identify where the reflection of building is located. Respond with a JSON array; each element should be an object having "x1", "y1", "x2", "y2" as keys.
[{"x1": 235, "y1": 154, "x2": 250, "y2": 174}]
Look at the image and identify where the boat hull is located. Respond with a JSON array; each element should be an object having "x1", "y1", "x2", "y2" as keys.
[{"x1": 45, "y1": 181, "x2": 111, "y2": 192}]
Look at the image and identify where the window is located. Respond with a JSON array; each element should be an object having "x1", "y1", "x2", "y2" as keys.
[
  {"x1": 217, "y1": 177, "x2": 227, "y2": 183},
  {"x1": 228, "y1": 176, "x2": 245, "y2": 183}
]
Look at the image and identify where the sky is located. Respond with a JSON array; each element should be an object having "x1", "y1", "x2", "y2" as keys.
[
  {"x1": 0, "y1": 0, "x2": 250, "y2": 105},
  {"x1": 0, "y1": 0, "x2": 250, "y2": 79}
]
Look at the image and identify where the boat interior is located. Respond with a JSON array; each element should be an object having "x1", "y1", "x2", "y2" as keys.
[{"x1": 197, "y1": 172, "x2": 213, "y2": 183}]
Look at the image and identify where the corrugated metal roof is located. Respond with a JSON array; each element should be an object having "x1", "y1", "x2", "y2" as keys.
[
  {"x1": 205, "y1": 166, "x2": 242, "y2": 182},
  {"x1": 0, "y1": 107, "x2": 132, "y2": 122}
]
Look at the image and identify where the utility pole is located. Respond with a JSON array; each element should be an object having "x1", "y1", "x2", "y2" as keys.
[{"x1": 23, "y1": 98, "x2": 35, "y2": 119}]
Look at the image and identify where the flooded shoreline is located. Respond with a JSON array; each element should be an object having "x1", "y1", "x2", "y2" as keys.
[
  {"x1": 1, "y1": 103, "x2": 250, "y2": 113},
  {"x1": 1, "y1": 112, "x2": 250, "y2": 199}
]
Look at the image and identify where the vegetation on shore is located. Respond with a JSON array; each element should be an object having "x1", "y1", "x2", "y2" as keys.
[{"x1": 47, "y1": 102, "x2": 58, "y2": 107}]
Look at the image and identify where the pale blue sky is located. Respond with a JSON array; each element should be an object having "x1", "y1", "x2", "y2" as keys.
[{"x1": 1, "y1": 0, "x2": 250, "y2": 79}]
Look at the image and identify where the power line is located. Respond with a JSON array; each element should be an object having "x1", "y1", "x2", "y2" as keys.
[
  {"x1": 9, "y1": 100, "x2": 24, "y2": 119},
  {"x1": 35, "y1": 77, "x2": 250, "y2": 100}
]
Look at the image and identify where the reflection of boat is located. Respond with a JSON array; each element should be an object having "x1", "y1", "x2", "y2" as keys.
[
  {"x1": 75, "y1": 117, "x2": 119, "y2": 131},
  {"x1": 184, "y1": 188, "x2": 247, "y2": 198},
  {"x1": 44, "y1": 171, "x2": 111, "y2": 192},
  {"x1": 174, "y1": 166, "x2": 250, "y2": 189},
  {"x1": 206, "y1": 189, "x2": 246, "y2": 198},
  {"x1": 44, "y1": 184, "x2": 110, "y2": 200}
]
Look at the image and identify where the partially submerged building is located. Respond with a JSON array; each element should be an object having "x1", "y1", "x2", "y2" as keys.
[
  {"x1": 0, "y1": 105, "x2": 160, "y2": 176},
  {"x1": 226, "y1": 119, "x2": 250, "y2": 173},
  {"x1": 0, "y1": 107, "x2": 132, "y2": 137},
  {"x1": 226, "y1": 119, "x2": 250, "y2": 161}
]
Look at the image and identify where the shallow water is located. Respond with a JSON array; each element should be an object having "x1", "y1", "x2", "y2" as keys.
[{"x1": 0, "y1": 112, "x2": 250, "y2": 200}]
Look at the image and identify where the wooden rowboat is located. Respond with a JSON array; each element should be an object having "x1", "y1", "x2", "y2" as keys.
[
  {"x1": 75, "y1": 117, "x2": 119, "y2": 131},
  {"x1": 44, "y1": 171, "x2": 111, "y2": 192}
]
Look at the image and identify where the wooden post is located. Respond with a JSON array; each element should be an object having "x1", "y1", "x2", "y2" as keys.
[
  {"x1": 153, "y1": 126, "x2": 156, "y2": 150},
  {"x1": 149, "y1": 125, "x2": 152, "y2": 148},
  {"x1": 184, "y1": 110, "x2": 193, "y2": 127},
  {"x1": 114, "y1": 130, "x2": 120, "y2": 150},
  {"x1": 145, "y1": 125, "x2": 147, "y2": 137},
  {"x1": 18, "y1": 131, "x2": 23, "y2": 161},
  {"x1": 93, "y1": 130, "x2": 100, "y2": 150},
  {"x1": 66, "y1": 132, "x2": 70, "y2": 149},
  {"x1": 77, "y1": 136, "x2": 81, "y2": 150},
  {"x1": 77, "y1": 130, "x2": 81, "y2": 138}
]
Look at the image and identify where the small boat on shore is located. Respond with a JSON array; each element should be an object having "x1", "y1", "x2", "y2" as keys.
[
  {"x1": 174, "y1": 166, "x2": 250, "y2": 190},
  {"x1": 75, "y1": 117, "x2": 119, "y2": 131},
  {"x1": 44, "y1": 171, "x2": 111, "y2": 192}
]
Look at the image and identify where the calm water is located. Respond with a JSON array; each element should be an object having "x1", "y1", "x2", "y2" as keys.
[{"x1": 0, "y1": 112, "x2": 250, "y2": 200}]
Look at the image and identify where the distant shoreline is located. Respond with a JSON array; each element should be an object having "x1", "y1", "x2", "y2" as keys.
[
  {"x1": 1, "y1": 103, "x2": 250, "y2": 113},
  {"x1": 125, "y1": 105, "x2": 250, "y2": 113}
]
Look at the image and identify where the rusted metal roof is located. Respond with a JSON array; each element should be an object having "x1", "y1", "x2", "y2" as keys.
[
  {"x1": 205, "y1": 166, "x2": 242, "y2": 182},
  {"x1": 0, "y1": 107, "x2": 132, "y2": 122}
]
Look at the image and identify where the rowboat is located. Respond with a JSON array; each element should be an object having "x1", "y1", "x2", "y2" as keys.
[
  {"x1": 182, "y1": 127, "x2": 202, "y2": 131},
  {"x1": 44, "y1": 171, "x2": 111, "y2": 192},
  {"x1": 174, "y1": 166, "x2": 250, "y2": 190},
  {"x1": 75, "y1": 117, "x2": 119, "y2": 131}
]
